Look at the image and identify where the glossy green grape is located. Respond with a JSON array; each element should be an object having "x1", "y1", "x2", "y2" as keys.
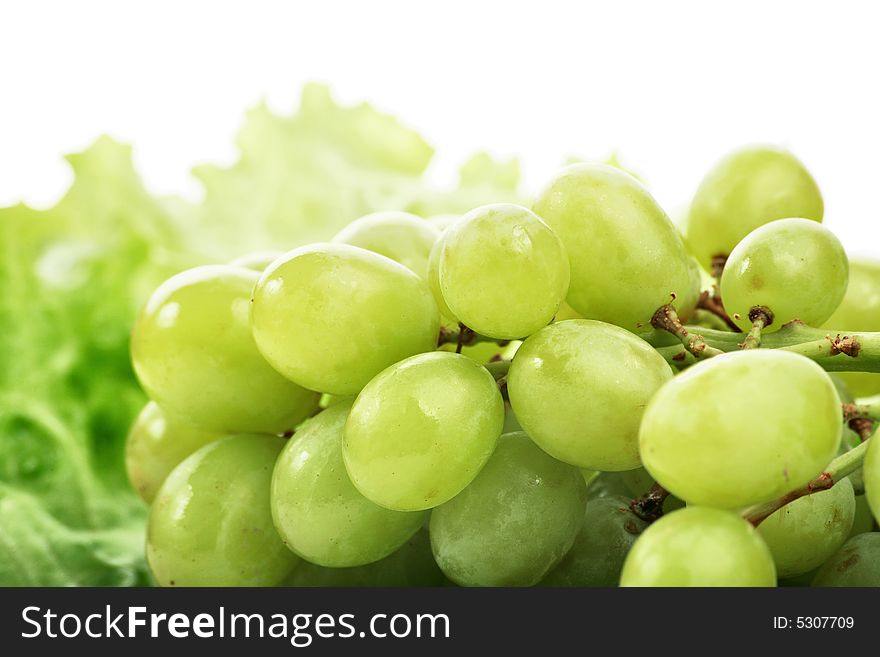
[
  {"x1": 131, "y1": 265, "x2": 320, "y2": 433},
  {"x1": 509, "y1": 320, "x2": 673, "y2": 470},
  {"x1": 720, "y1": 218, "x2": 848, "y2": 331},
  {"x1": 866, "y1": 434, "x2": 880, "y2": 525},
  {"x1": 812, "y1": 533, "x2": 880, "y2": 587},
  {"x1": 271, "y1": 402, "x2": 426, "y2": 567},
  {"x1": 229, "y1": 251, "x2": 284, "y2": 272},
  {"x1": 532, "y1": 163, "x2": 692, "y2": 332},
  {"x1": 823, "y1": 260, "x2": 880, "y2": 397},
  {"x1": 125, "y1": 402, "x2": 222, "y2": 503},
  {"x1": 344, "y1": 351, "x2": 504, "y2": 511},
  {"x1": 849, "y1": 495, "x2": 877, "y2": 538},
  {"x1": 540, "y1": 495, "x2": 647, "y2": 587},
  {"x1": 332, "y1": 211, "x2": 439, "y2": 279},
  {"x1": 757, "y1": 478, "x2": 855, "y2": 578},
  {"x1": 620, "y1": 507, "x2": 776, "y2": 587},
  {"x1": 251, "y1": 243, "x2": 440, "y2": 395},
  {"x1": 640, "y1": 350, "x2": 841, "y2": 509},
  {"x1": 430, "y1": 432, "x2": 586, "y2": 587},
  {"x1": 439, "y1": 203, "x2": 569, "y2": 340},
  {"x1": 686, "y1": 146, "x2": 823, "y2": 269},
  {"x1": 281, "y1": 529, "x2": 445, "y2": 587},
  {"x1": 147, "y1": 434, "x2": 297, "y2": 586}
]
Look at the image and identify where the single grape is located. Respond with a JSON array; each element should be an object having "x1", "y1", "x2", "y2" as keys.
[
  {"x1": 430, "y1": 432, "x2": 586, "y2": 587},
  {"x1": 686, "y1": 146, "x2": 823, "y2": 269},
  {"x1": 620, "y1": 507, "x2": 776, "y2": 587},
  {"x1": 271, "y1": 402, "x2": 426, "y2": 567},
  {"x1": 281, "y1": 529, "x2": 444, "y2": 587},
  {"x1": 251, "y1": 243, "x2": 439, "y2": 395},
  {"x1": 720, "y1": 218, "x2": 848, "y2": 331},
  {"x1": 822, "y1": 260, "x2": 880, "y2": 397},
  {"x1": 540, "y1": 495, "x2": 648, "y2": 587},
  {"x1": 343, "y1": 351, "x2": 504, "y2": 511},
  {"x1": 125, "y1": 402, "x2": 223, "y2": 503},
  {"x1": 639, "y1": 350, "x2": 841, "y2": 509},
  {"x1": 439, "y1": 203, "x2": 569, "y2": 340},
  {"x1": 509, "y1": 320, "x2": 673, "y2": 470},
  {"x1": 757, "y1": 478, "x2": 855, "y2": 578},
  {"x1": 332, "y1": 211, "x2": 439, "y2": 279},
  {"x1": 812, "y1": 533, "x2": 880, "y2": 587},
  {"x1": 147, "y1": 434, "x2": 297, "y2": 586},
  {"x1": 229, "y1": 251, "x2": 284, "y2": 272},
  {"x1": 131, "y1": 265, "x2": 320, "y2": 433},
  {"x1": 849, "y1": 495, "x2": 876, "y2": 538},
  {"x1": 865, "y1": 434, "x2": 880, "y2": 525},
  {"x1": 532, "y1": 163, "x2": 693, "y2": 332}
]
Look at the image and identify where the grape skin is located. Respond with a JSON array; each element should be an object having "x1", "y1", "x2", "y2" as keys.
[
  {"x1": 343, "y1": 351, "x2": 504, "y2": 511},
  {"x1": 439, "y1": 203, "x2": 569, "y2": 340},
  {"x1": 251, "y1": 243, "x2": 440, "y2": 395},
  {"x1": 125, "y1": 402, "x2": 222, "y2": 504},
  {"x1": 429, "y1": 432, "x2": 586, "y2": 587},
  {"x1": 812, "y1": 533, "x2": 880, "y2": 587},
  {"x1": 757, "y1": 477, "x2": 855, "y2": 578},
  {"x1": 540, "y1": 495, "x2": 648, "y2": 587},
  {"x1": 147, "y1": 434, "x2": 298, "y2": 587},
  {"x1": 866, "y1": 434, "x2": 880, "y2": 526},
  {"x1": 532, "y1": 163, "x2": 693, "y2": 332},
  {"x1": 271, "y1": 402, "x2": 426, "y2": 567},
  {"x1": 332, "y1": 211, "x2": 439, "y2": 279},
  {"x1": 620, "y1": 507, "x2": 777, "y2": 587},
  {"x1": 686, "y1": 146, "x2": 823, "y2": 270},
  {"x1": 639, "y1": 350, "x2": 841, "y2": 509},
  {"x1": 131, "y1": 265, "x2": 320, "y2": 433},
  {"x1": 509, "y1": 319, "x2": 673, "y2": 470},
  {"x1": 720, "y1": 218, "x2": 848, "y2": 332}
]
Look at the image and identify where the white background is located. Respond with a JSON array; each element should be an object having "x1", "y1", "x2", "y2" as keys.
[{"x1": 2, "y1": 0, "x2": 878, "y2": 255}]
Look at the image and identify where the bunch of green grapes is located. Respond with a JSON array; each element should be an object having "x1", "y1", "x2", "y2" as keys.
[{"x1": 126, "y1": 145, "x2": 880, "y2": 588}]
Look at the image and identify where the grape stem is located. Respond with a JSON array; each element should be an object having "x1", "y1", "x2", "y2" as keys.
[
  {"x1": 696, "y1": 289, "x2": 741, "y2": 332},
  {"x1": 742, "y1": 437, "x2": 872, "y2": 526},
  {"x1": 437, "y1": 324, "x2": 510, "y2": 351},
  {"x1": 842, "y1": 400, "x2": 879, "y2": 441},
  {"x1": 739, "y1": 307, "x2": 773, "y2": 350},
  {"x1": 651, "y1": 303, "x2": 725, "y2": 359},
  {"x1": 629, "y1": 483, "x2": 670, "y2": 522},
  {"x1": 645, "y1": 319, "x2": 880, "y2": 373}
]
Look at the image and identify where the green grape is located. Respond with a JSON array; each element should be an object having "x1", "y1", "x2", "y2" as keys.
[
  {"x1": 229, "y1": 251, "x2": 284, "y2": 272},
  {"x1": 620, "y1": 507, "x2": 776, "y2": 587},
  {"x1": 849, "y1": 495, "x2": 877, "y2": 538},
  {"x1": 509, "y1": 319, "x2": 673, "y2": 470},
  {"x1": 823, "y1": 260, "x2": 880, "y2": 397},
  {"x1": 271, "y1": 402, "x2": 426, "y2": 567},
  {"x1": 251, "y1": 243, "x2": 440, "y2": 395},
  {"x1": 332, "y1": 211, "x2": 439, "y2": 279},
  {"x1": 720, "y1": 218, "x2": 848, "y2": 331},
  {"x1": 125, "y1": 402, "x2": 222, "y2": 504},
  {"x1": 640, "y1": 350, "x2": 841, "y2": 509},
  {"x1": 344, "y1": 351, "x2": 504, "y2": 510},
  {"x1": 757, "y1": 478, "x2": 855, "y2": 578},
  {"x1": 281, "y1": 529, "x2": 444, "y2": 587},
  {"x1": 131, "y1": 265, "x2": 320, "y2": 433},
  {"x1": 147, "y1": 434, "x2": 298, "y2": 586},
  {"x1": 439, "y1": 203, "x2": 569, "y2": 340},
  {"x1": 532, "y1": 163, "x2": 692, "y2": 332},
  {"x1": 866, "y1": 434, "x2": 880, "y2": 525},
  {"x1": 540, "y1": 495, "x2": 648, "y2": 587},
  {"x1": 812, "y1": 533, "x2": 880, "y2": 587},
  {"x1": 429, "y1": 432, "x2": 586, "y2": 587},
  {"x1": 686, "y1": 146, "x2": 823, "y2": 269}
]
